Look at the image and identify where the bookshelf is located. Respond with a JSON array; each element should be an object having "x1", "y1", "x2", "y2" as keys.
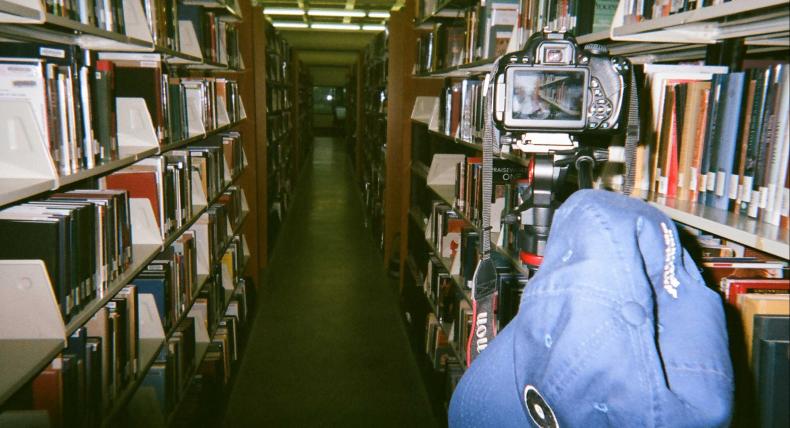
[
  {"x1": 356, "y1": 31, "x2": 389, "y2": 252},
  {"x1": 262, "y1": 20, "x2": 301, "y2": 255},
  {"x1": 0, "y1": 0, "x2": 265, "y2": 425},
  {"x1": 293, "y1": 59, "x2": 313, "y2": 178},
  {"x1": 387, "y1": 0, "x2": 790, "y2": 421},
  {"x1": 346, "y1": 63, "x2": 359, "y2": 168}
]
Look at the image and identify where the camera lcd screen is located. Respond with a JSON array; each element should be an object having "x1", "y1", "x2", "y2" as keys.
[{"x1": 504, "y1": 67, "x2": 588, "y2": 130}]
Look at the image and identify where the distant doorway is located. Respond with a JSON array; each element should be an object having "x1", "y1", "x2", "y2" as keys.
[{"x1": 313, "y1": 86, "x2": 346, "y2": 136}]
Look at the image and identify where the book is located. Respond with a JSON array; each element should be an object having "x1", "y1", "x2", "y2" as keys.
[
  {"x1": 751, "y1": 315, "x2": 789, "y2": 377},
  {"x1": 707, "y1": 72, "x2": 745, "y2": 210},
  {"x1": 735, "y1": 294, "x2": 790, "y2": 366},
  {"x1": 723, "y1": 278, "x2": 790, "y2": 306},
  {"x1": 757, "y1": 339, "x2": 790, "y2": 427}
]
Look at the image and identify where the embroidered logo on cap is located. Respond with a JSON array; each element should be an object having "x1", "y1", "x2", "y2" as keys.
[
  {"x1": 524, "y1": 385, "x2": 559, "y2": 428},
  {"x1": 660, "y1": 222, "x2": 680, "y2": 299}
]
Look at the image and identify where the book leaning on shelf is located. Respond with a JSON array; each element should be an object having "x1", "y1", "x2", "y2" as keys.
[
  {"x1": 0, "y1": 190, "x2": 132, "y2": 321},
  {"x1": 2, "y1": 217, "x2": 249, "y2": 426},
  {"x1": 2, "y1": 284, "x2": 141, "y2": 427},
  {"x1": 43, "y1": 0, "x2": 126, "y2": 33},
  {"x1": 0, "y1": 42, "x2": 118, "y2": 174}
]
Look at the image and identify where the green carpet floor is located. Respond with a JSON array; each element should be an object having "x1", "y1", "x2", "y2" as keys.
[{"x1": 223, "y1": 137, "x2": 438, "y2": 427}]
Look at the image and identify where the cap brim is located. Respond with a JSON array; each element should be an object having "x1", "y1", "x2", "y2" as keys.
[{"x1": 448, "y1": 324, "x2": 530, "y2": 427}]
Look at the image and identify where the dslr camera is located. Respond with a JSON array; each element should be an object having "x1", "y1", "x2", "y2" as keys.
[{"x1": 492, "y1": 30, "x2": 631, "y2": 144}]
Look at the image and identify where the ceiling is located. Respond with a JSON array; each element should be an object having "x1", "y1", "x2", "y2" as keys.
[{"x1": 254, "y1": 0, "x2": 400, "y2": 86}]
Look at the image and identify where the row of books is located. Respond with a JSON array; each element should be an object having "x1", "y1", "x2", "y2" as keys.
[
  {"x1": 421, "y1": 257, "x2": 526, "y2": 400},
  {"x1": 0, "y1": 190, "x2": 132, "y2": 321},
  {"x1": 265, "y1": 23, "x2": 290, "y2": 60},
  {"x1": 143, "y1": 275, "x2": 250, "y2": 419},
  {"x1": 102, "y1": 133, "x2": 243, "y2": 238},
  {"x1": 1, "y1": 228, "x2": 249, "y2": 427},
  {"x1": 0, "y1": 131, "x2": 244, "y2": 323},
  {"x1": 358, "y1": 31, "x2": 388, "y2": 250},
  {"x1": 423, "y1": 200, "x2": 528, "y2": 324},
  {"x1": 437, "y1": 78, "x2": 483, "y2": 142},
  {"x1": 415, "y1": 0, "x2": 618, "y2": 73},
  {"x1": 623, "y1": 0, "x2": 733, "y2": 24},
  {"x1": 180, "y1": 4, "x2": 242, "y2": 67},
  {"x1": 637, "y1": 63, "x2": 789, "y2": 226},
  {"x1": 0, "y1": 45, "x2": 244, "y2": 178},
  {"x1": 364, "y1": 85, "x2": 387, "y2": 115},
  {"x1": 4, "y1": 284, "x2": 141, "y2": 428},
  {"x1": 266, "y1": 54, "x2": 290, "y2": 85},
  {"x1": 45, "y1": 0, "x2": 126, "y2": 33},
  {"x1": 42, "y1": 0, "x2": 241, "y2": 64},
  {"x1": 690, "y1": 229, "x2": 789, "y2": 426},
  {"x1": 101, "y1": 54, "x2": 242, "y2": 153},
  {"x1": 267, "y1": 85, "x2": 293, "y2": 113}
]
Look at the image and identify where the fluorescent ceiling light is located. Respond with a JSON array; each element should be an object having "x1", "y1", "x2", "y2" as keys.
[
  {"x1": 362, "y1": 24, "x2": 386, "y2": 31},
  {"x1": 311, "y1": 23, "x2": 361, "y2": 30},
  {"x1": 263, "y1": 8, "x2": 304, "y2": 15},
  {"x1": 307, "y1": 9, "x2": 366, "y2": 17},
  {"x1": 272, "y1": 21, "x2": 309, "y2": 28},
  {"x1": 367, "y1": 11, "x2": 390, "y2": 18}
]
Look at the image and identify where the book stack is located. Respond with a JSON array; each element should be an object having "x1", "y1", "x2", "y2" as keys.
[
  {"x1": 622, "y1": 0, "x2": 751, "y2": 24},
  {"x1": 267, "y1": 83, "x2": 292, "y2": 113},
  {"x1": 189, "y1": 143, "x2": 227, "y2": 202},
  {"x1": 104, "y1": 156, "x2": 187, "y2": 239},
  {"x1": 142, "y1": 0, "x2": 180, "y2": 50},
  {"x1": 4, "y1": 285, "x2": 142, "y2": 427},
  {"x1": 436, "y1": 78, "x2": 484, "y2": 141},
  {"x1": 45, "y1": 0, "x2": 126, "y2": 32},
  {"x1": 415, "y1": 0, "x2": 617, "y2": 73},
  {"x1": 637, "y1": 64, "x2": 790, "y2": 226},
  {"x1": 0, "y1": 190, "x2": 132, "y2": 321},
  {"x1": 0, "y1": 43, "x2": 121, "y2": 174},
  {"x1": 721, "y1": 272, "x2": 789, "y2": 427},
  {"x1": 179, "y1": 3, "x2": 242, "y2": 67}
]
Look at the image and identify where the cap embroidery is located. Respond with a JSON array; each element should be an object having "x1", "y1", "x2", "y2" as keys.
[{"x1": 660, "y1": 222, "x2": 680, "y2": 299}]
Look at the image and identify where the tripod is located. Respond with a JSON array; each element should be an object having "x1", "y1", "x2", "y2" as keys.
[{"x1": 502, "y1": 135, "x2": 614, "y2": 268}]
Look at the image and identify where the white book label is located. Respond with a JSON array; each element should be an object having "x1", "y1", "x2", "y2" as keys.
[{"x1": 729, "y1": 175, "x2": 739, "y2": 200}]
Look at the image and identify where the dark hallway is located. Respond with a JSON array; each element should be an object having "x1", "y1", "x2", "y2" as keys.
[{"x1": 223, "y1": 137, "x2": 438, "y2": 427}]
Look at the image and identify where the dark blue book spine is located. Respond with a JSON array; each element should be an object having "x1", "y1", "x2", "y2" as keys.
[
  {"x1": 699, "y1": 74, "x2": 727, "y2": 205},
  {"x1": 132, "y1": 278, "x2": 169, "y2": 330},
  {"x1": 709, "y1": 72, "x2": 746, "y2": 210}
]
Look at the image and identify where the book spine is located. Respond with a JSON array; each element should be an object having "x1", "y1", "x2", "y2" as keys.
[
  {"x1": 741, "y1": 69, "x2": 768, "y2": 215},
  {"x1": 710, "y1": 72, "x2": 745, "y2": 211},
  {"x1": 79, "y1": 63, "x2": 96, "y2": 169},
  {"x1": 701, "y1": 74, "x2": 725, "y2": 206},
  {"x1": 764, "y1": 65, "x2": 789, "y2": 225}
]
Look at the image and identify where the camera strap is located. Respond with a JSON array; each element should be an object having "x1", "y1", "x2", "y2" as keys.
[
  {"x1": 623, "y1": 67, "x2": 640, "y2": 196},
  {"x1": 467, "y1": 72, "x2": 498, "y2": 367}
]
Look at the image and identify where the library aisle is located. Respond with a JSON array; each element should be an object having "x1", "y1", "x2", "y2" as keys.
[{"x1": 223, "y1": 137, "x2": 438, "y2": 426}]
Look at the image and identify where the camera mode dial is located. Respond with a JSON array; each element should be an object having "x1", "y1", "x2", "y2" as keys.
[{"x1": 584, "y1": 44, "x2": 609, "y2": 55}]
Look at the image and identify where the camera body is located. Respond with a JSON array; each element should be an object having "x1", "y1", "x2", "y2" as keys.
[{"x1": 492, "y1": 30, "x2": 630, "y2": 136}]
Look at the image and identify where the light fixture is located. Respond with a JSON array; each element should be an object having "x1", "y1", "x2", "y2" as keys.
[
  {"x1": 307, "y1": 8, "x2": 366, "y2": 17},
  {"x1": 362, "y1": 24, "x2": 386, "y2": 31},
  {"x1": 326, "y1": 94, "x2": 334, "y2": 101},
  {"x1": 263, "y1": 7, "x2": 304, "y2": 16},
  {"x1": 310, "y1": 23, "x2": 361, "y2": 30},
  {"x1": 367, "y1": 11, "x2": 390, "y2": 18},
  {"x1": 272, "y1": 21, "x2": 309, "y2": 28}
]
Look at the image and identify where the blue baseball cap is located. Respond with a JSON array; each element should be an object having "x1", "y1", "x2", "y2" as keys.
[{"x1": 449, "y1": 189, "x2": 734, "y2": 427}]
